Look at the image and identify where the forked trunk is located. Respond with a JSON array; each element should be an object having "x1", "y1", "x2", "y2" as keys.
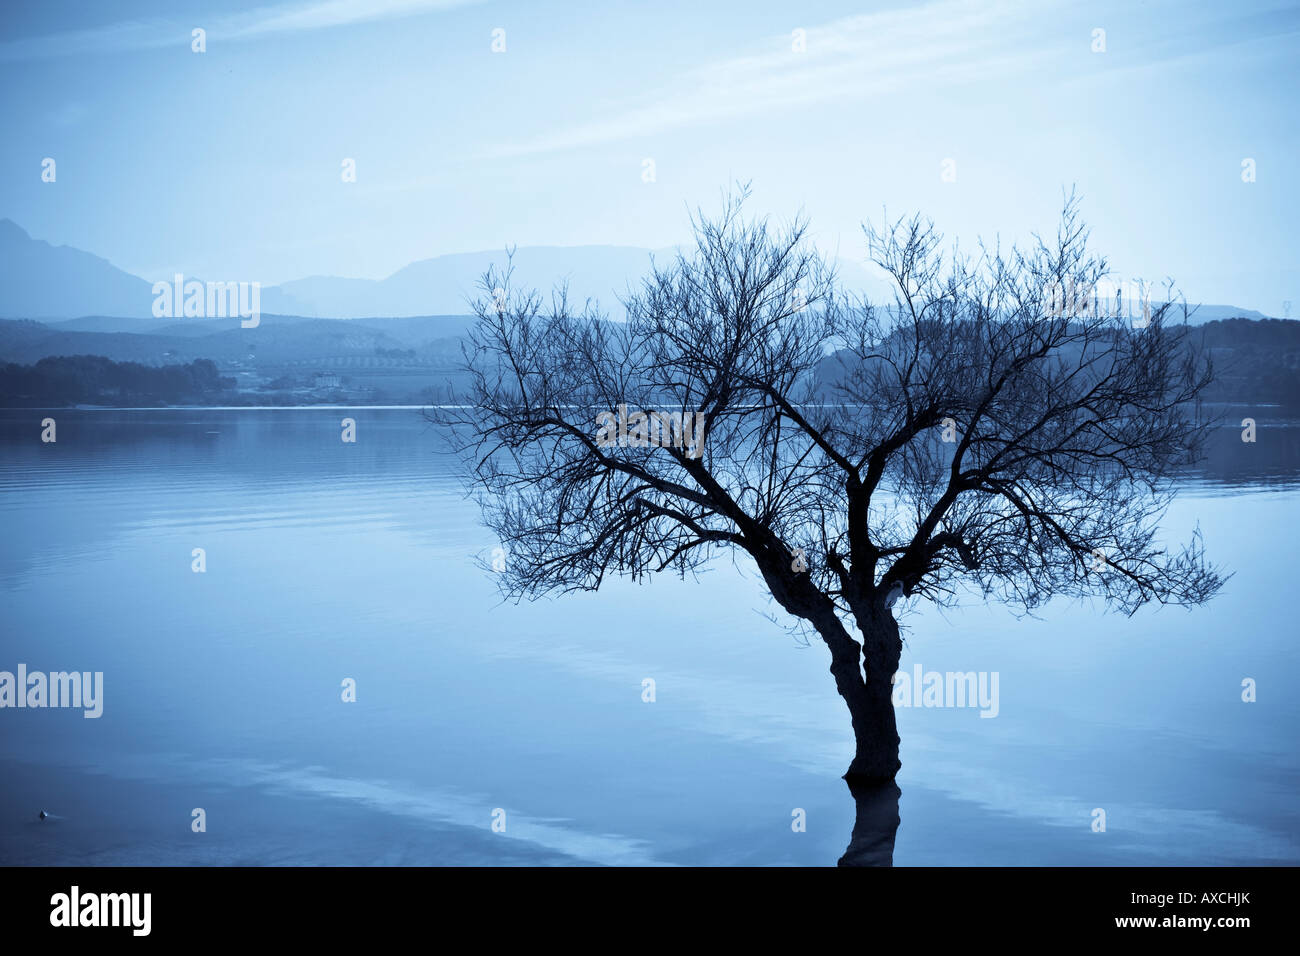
[{"x1": 846, "y1": 620, "x2": 902, "y2": 782}]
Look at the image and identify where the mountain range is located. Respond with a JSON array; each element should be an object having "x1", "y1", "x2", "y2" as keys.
[
  {"x1": 2, "y1": 218, "x2": 1280, "y2": 326},
  {"x1": 0, "y1": 218, "x2": 671, "y2": 322}
]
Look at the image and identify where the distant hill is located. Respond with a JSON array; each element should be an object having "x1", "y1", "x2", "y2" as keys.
[
  {"x1": 0, "y1": 218, "x2": 671, "y2": 321},
  {"x1": 3, "y1": 312, "x2": 1296, "y2": 410},
  {"x1": 816, "y1": 316, "x2": 1300, "y2": 409},
  {"x1": 1196, "y1": 318, "x2": 1300, "y2": 408},
  {"x1": 0, "y1": 217, "x2": 1286, "y2": 327},
  {"x1": 262, "y1": 246, "x2": 669, "y2": 318},
  {"x1": 1181, "y1": 304, "x2": 1274, "y2": 323},
  {"x1": 0, "y1": 315, "x2": 470, "y2": 367},
  {"x1": 41, "y1": 312, "x2": 481, "y2": 343},
  {"x1": 0, "y1": 219, "x2": 156, "y2": 318}
]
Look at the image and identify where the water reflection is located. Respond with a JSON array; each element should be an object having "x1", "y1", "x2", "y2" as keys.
[
  {"x1": 1189, "y1": 408, "x2": 1300, "y2": 488},
  {"x1": 838, "y1": 780, "x2": 903, "y2": 867},
  {"x1": 0, "y1": 407, "x2": 1297, "y2": 866}
]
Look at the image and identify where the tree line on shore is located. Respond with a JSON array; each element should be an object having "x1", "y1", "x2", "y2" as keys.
[{"x1": 0, "y1": 316, "x2": 1296, "y2": 409}]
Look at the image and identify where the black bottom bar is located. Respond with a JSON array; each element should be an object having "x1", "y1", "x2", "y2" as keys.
[{"x1": 0, "y1": 866, "x2": 1281, "y2": 941}]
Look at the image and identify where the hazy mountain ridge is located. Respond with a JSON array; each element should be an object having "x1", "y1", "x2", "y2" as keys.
[
  {"x1": 263, "y1": 245, "x2": 669, "y2": 317},
  {"x1": 0, "y1": 219, "x2": 157, "y2": 319},
  {"x1": 1, "y1": 218, "x2": 1281, "y2": 325},
  {"x1": 1, "y1": 218, "x2": 671, "y2": 321}
]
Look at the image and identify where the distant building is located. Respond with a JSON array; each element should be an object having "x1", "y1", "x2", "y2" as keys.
[{"x1": 314, "y1": 372, "x2": 341, "y2": 389}]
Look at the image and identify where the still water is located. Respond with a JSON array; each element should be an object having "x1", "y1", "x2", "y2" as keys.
[{"x1": 1, "y1": 408, "x2": 1297, "y2": 865}]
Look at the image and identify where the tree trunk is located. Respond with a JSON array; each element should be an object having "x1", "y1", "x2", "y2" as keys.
[{"x1": 820, "y1": 608, "x2": 902, "y2": 783}]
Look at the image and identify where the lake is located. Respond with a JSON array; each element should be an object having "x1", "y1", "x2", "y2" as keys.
[{"x1": 1, "y1": 407, "x2": 1297, "y2": 865}]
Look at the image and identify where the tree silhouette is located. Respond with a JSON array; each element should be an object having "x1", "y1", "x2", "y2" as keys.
[{"x1": 435, "y1": 187, "x2": 1224, "y2": 783}]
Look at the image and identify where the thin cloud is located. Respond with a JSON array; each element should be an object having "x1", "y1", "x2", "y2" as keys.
[
  {"x1": 484, "y1": 0, "x2": 1298, "y2": 158},
  {"x1": 486, "y1": 0, "x2": 1056, "y2": 157},
  {"x1": 0, "y1": 0, "x2": 484, "y2": 61}
]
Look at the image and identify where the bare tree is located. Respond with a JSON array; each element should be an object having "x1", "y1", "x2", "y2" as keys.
[{"x1": 433, "y1": 186, "x2": 1224, "y2": 783}]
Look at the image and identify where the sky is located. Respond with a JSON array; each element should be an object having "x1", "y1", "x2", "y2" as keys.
[{"x1": 0, "y1": 0, "x2": 1297, "y2": 313}]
